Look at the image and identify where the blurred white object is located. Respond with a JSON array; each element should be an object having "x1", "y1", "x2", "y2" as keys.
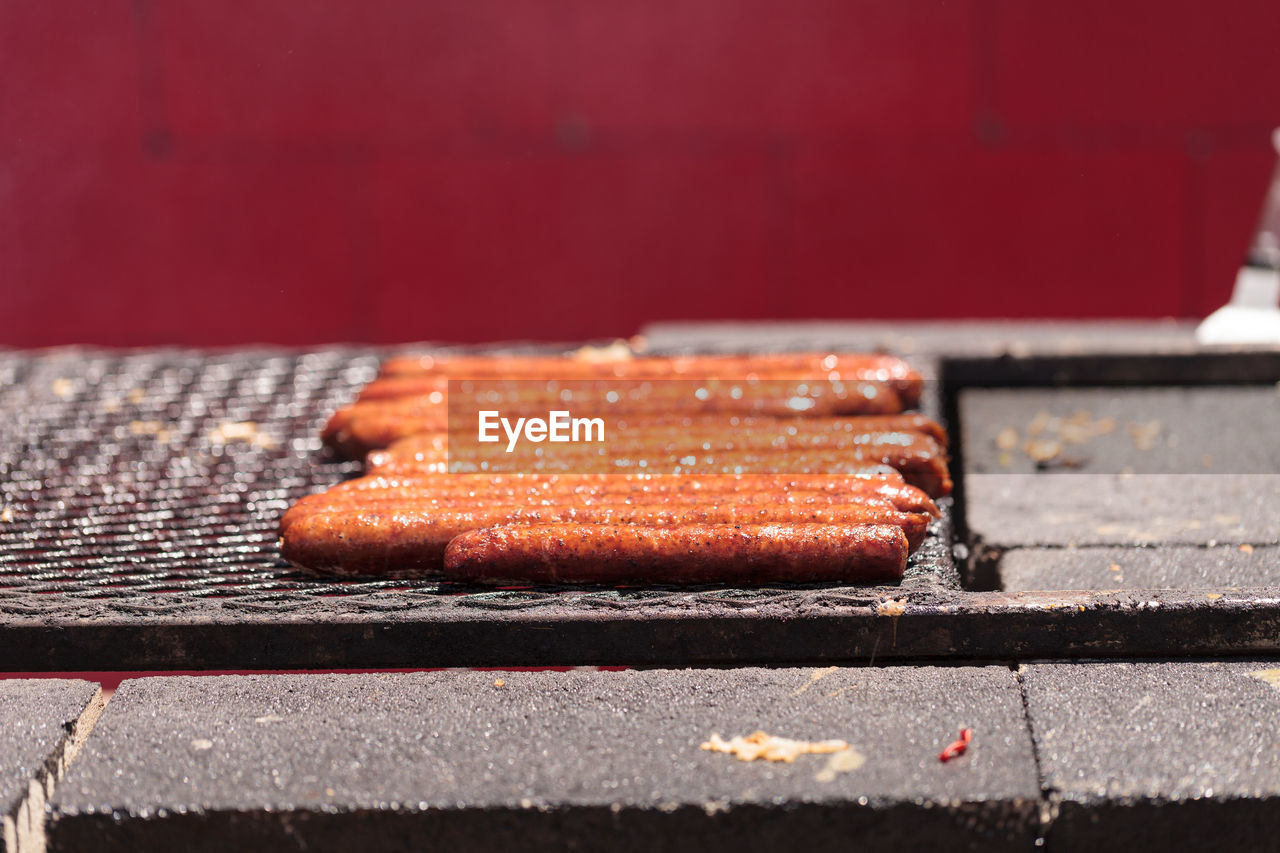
[
  {"x1": 1197, "y1": 267, "x2": 1280, "y2": 344},
  {"x1": 1197, "y1": 128, "x2": 1280, "y2": 345}
]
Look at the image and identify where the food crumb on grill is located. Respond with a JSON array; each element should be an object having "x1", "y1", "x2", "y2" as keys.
[
  {"x1": 876, "y1": 597, "x2": 906, "y2": 618},
  {"x1": 938, "y1": 727, "x2": 973, "y2": 762},
  {"x1": 791, "y1": 666, "x2": 839, "y2": 697},
  {"x1": 0, "y1": 507, "x2": 13, "y2": 523},
  {"x1": 51, "y1": 378, "x2": 73, "y2": 399},
  {"x1": 1126, "y1": 419, "x2": 1163, "y2": 451},
  {"x1": 128, "y1": 420, "x2": 171, "y2": 442},
  {"x1": 814, "y1": 747, "x2": 867, "y2": 781},
  {"x1": 209, "y1": 420, "x2": 278, "y2": 449},
  {"x1": 1249, "y1": 668, "x2": 1280, "y2": 688},
  {"x1": 700, "y1": 730, "x2": 849, "y2": 762},
  {"x1": 1023, "y1": 438, "x2": 1063, "y2": 464},
  {"x1": 1002, "y1": 410, "x2": 1117, "y2": 468},
  {"x1": 493, "y1": 679, "x2": 505, "y2": 687}
]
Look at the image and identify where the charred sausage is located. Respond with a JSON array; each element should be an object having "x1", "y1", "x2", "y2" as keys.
[
  {"x1": 443, "y1": 523, "x2": 909, "y2": 585},
  {"x1": 281, "y1": 503, "x2": 929, "y2": 576}
]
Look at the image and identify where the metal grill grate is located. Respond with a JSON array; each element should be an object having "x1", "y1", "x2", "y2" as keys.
[
  {"x1": 0, "y1": 349, "x2": 398, "y2": 599},
  {"x1": 0, "y1": 348, "x2": 958, "y2": 668}
]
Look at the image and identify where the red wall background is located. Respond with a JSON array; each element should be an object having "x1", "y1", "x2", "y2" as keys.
[{"x1": 2, "y1": 1, "x2": 1278, "y2": 347}]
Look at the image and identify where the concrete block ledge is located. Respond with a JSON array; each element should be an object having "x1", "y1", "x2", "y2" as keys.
[{"x1": 47, "y1": 668, "x2": 1039, "y2": 852}]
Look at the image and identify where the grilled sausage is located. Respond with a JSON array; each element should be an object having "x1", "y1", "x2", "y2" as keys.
[
  {"x1": 321, "y1": 408, "x2": 448, "y2": 459},
  {"x1": 288, "y1": 470, "x2": 934, "y2": 522},
  {"x1": 280, "y1": 503, "x2": 929, "y2": 576},
  {"x1": 278, "y1": 478, "x2": 938, "y2": 533},
  {"x1": 291, "y1": 350, "x2": 944, "y2": 581},
  {"x1": 443, "y1": 523, "x2": 909, "y2": 585},
  {"x1": 606, "y1": 413, "x2": 949, "y2": 447},
  {"x1": 354, "y1": 416, "x2": 947, "y2": 468},
  {"x1": 279, "y1": 486, "x2": 928, "y2": 536},
  {"x1": 368, "y1": 433, "x2": 950, "y2": 497},
  {"x1": 325, "y1": 379, "x2": 907, "y2": 457},
  {"x1": 375, "y1": 351, "x2": 924, "y2": 402}
]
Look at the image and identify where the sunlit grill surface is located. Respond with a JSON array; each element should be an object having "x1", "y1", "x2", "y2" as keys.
[{"x1": 0, "y1": 348, "x2": 956, "y2": 638}]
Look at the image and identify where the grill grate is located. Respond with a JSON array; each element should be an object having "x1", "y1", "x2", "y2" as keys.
[
  {"x1": 0, "y1": 347, "x2": 957, "y2": 667},
  {"x1": 0, "y1": 349, "x2": 399, "y2": 599}
]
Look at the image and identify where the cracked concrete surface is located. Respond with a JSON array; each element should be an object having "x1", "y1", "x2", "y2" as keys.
[
  {"x1": 1021, "y1": 660, "x2": 1280, "y2": 848},
  {"x1": 0, "y1": 680, "x2": 104, "y2": 853}
]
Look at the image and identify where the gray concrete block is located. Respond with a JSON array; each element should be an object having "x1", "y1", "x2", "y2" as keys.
[
  {"x1": 999, "y1": 545, "x2": 1280, "y2": 591},
  {"x1": 640, "y1": 320, "x2": 1199, "y2": 358},
  {"x1": 961, "y1": 386, "x2": 1280, "y2": 476},
  {"x1": 1022, "y1": 660, "x2": 1280, "y2": 849},
  {"x1": 48, "y1": 667, "x2": 1039, "y2": 852},
  {"x1": 960, "y1": 386, "x2": 1280, "y2": 551},
  {"x1": 0, "y1": 679, "x2": 103, "y2": 853},
  {"x1": 965, "y1": 473, "x2": 1280, "y2": 548}
]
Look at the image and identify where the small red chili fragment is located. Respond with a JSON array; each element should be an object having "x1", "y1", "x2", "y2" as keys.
[{"x1": 938, "y1": 727, "x2": 973, "y2": 762}]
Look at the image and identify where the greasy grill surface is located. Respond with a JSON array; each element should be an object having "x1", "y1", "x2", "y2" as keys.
[
  {"x1": 0, "y1": 349, "x2": 379, "y2": 599},
  {"x1": 0, "y1": 349, "x2": 957, "y2": 633}
]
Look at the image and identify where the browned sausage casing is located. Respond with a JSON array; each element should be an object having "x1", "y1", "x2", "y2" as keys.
[
  {"x1": 375, "y1": 351, "x2": 923, "y2": 401},
  {"x1": 281, "y1": 503, "x2": 929, "y2": 576},
  {"x1": 367, "y1": 434, "x2": 951, "y2": 497},
  {"x1": 443, "y1": 523, "x2": 909, "y2": 585},
  {"x1": 278, "y1": 481, "x2": 938, "y2": 533},
  {"x1": 325, "y1": 379, "x2": 906, "y2": 457},
  {"x1": 337, "y1": 469, "x2": 906, "y2": 491}
]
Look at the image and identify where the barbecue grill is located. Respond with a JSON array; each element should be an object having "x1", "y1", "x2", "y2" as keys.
[{"x1": 2, "y1": 328, "x2": 1277, "y2": 671}]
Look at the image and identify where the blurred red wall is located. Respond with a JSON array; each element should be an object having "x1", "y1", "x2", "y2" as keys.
[{"x1": 2, "y1": 1, "x2": 1278, "y2": 347}]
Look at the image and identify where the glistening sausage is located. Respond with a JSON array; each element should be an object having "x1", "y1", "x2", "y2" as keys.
[
  {"x1": 443, "y1": 523, "x2": 909, "y2": 585},
  {"x1": 281, "y1": 503, "x2": 929, "y2": 576},
  {"x1": 375, "y1": 351, "x2": 924, "y2": 402}
]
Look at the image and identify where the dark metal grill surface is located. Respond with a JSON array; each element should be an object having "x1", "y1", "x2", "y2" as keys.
[
  {"x1": 0, "y1": 348, "x2": 957, "y2": 629},
  {"x1": 4, "y1": 344, "x2": 1280, "y2": 670}
]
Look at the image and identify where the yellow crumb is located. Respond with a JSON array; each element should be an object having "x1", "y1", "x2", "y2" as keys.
[
  {"x1": 128, "y1": 421, "x2": 171, "y2": 442},
  {"x1": 815, "y1": 748, "x2": 866, "y2": 782},
  {"x1": 209, "y1": 421, "x2": 278, "y2": 449},
  {"x1": 1024, "y1": 438, "x2": 1062, "y2": 463},
  {"x1": 701, "y1": 731, "x2": 849, "y2": 763},
  {"x1": 1126, "y1": 420, "x2": 1162, "y2": 451},
  {"x1": 876, "y1": 598, "x2": 906, "y2": 618}
]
